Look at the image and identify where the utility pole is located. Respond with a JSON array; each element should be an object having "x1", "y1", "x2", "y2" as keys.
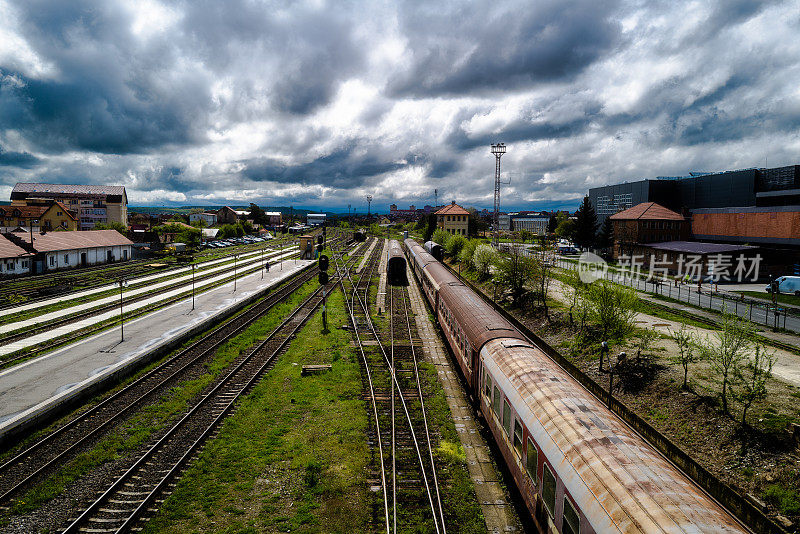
[
  {"x1": 434, "y1": 188, "x2": 438, "y2": 210},
  {"x1": 118, "y1": 278, "x2": 128, "y2": 341},
  {"x1": 491, "y1": 142, "x2": 506, "y2": 248}
]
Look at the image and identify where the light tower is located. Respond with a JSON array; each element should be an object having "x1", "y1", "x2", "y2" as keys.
[
  {"x1": 434, "y1": 188, "x2": 438, "y2": 210},
  {"x1": 491, "y1": 142, "x2": 506, "y2": 247},
  {"x1": 366, "y1": 194, "x2": 373, "y2": 216}
]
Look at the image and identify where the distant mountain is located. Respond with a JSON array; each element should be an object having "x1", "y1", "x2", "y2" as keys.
[{"x1": 128, "y1": 205, "x2": 334, "y2": 217}]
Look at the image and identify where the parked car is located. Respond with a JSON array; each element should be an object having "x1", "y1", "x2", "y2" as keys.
[{"x1": 765, "y1": 276, "x2": 800, "y2": 295}]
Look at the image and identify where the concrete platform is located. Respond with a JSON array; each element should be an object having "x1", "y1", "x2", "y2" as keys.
[
  {"x1": 0, "y1": 259, "x2": 313, "y2": 441},
  {"x1": 0, "y1": 247, "x2": 292, "y2": 338},
  {"x1": 0, "y1": 250, "x2": 298, "y2": 357}
]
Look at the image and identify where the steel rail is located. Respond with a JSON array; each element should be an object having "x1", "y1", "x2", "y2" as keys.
[
  {"x1": 0, "y1": 264, "x2": 318, "y2": 503},
  {"x1": 62, "y1": 243, "x2": 360, "y2": 534}
]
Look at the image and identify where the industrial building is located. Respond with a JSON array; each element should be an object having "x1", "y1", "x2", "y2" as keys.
[
  {"x1": 589, "y1": 164, "x2": 800, "y2": 249},
  {"x1": 11, "y1": 183, "x2": 128, "y2": 230}
]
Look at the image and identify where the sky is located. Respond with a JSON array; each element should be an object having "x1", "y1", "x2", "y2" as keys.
[{"x1": 1, "y1": 0, "x2": 799, "y2": 213}]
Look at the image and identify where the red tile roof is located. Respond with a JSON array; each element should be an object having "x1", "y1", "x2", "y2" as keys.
[
  {"x1": 0, "y1": 234, "x2": 33, "y2": 259},
  {"x1": 435, "y1": 202, "x2": 470, "y2": 216},
  {"x1": 28, "y1": 229, "x2": 133, "y2": 253},
  {"x1": 48, "y1": 201, "x2": 77, "y2": 221},
  {"x1": 609, "y1": 202, "x2": 684, "y2": 221},
  {"x1": 0, "y1": 206, "x2": 48, "y2": 219}
]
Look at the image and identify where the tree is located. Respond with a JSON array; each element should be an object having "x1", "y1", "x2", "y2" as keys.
[
  {"x1": 555, "y1": 217, "x2": 576, "y2": 240},
  {"x1": 472, "y1": 244, "x2": 497, "y2": 280},
  {"x1": 446, "y1": 234, "x2": 467, "y2": 257},
  {"x1": 634, "y1": 328, "x2": 659, "y2": 364},
  {"x1": 587, "y1": 280, "x2": 638, "y2": 341},
  {"x1": 518, "y1": 229, "x2": 533, "y2": 244},
  {"x1": 494, "y1": 242, "x2": 536, "y2": 304},
  {"x1": 547, "y1": 214, "x2": 557, "y2": 234},
  {"x1": 697, "y1": 310, "x2": 756, "y2": 414},
  {"x1": 248, "y1": 203, "x2": 267, "y2": 226},
  {"x1": 598, "y1": 217, "x2": 614, "y2": 251},
  {"x1": 562, "y1": 268, "x2": 587, "y2": 327},
  {"x1": 431, "y1": 228, "x2": 450, "y2": 248},
  {"x1": 573, "y1": 196, "x2": 598, "y2": 249},
  {"x1": 178, "y1": 227, "x2": 201, "y2": 249},
  {"x1": 423, "y1": 213, "x2": 437, "y2": 242},
  {"x1": 531, "y1": 243, "x2": 555, "y2": 320},
  {"x1": 668, "y1": 322, "x2": 698, "y2": 390},
  {"x1": 459, "y1": 239, "x2": 478, "y2": 268},
  {"x1": 732, "y1": 343, "x2": 775, "y2": 426}
]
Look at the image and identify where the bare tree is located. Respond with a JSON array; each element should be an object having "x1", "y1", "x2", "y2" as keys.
[
  {"x1": 634, "y1": 328, "x2": 659, "y2": 365},
  {"x1": 732, "y1": 343, "x2": 775, "y2": 426},
  {"x1": 494, "y1": 240, "x2": 536, "y2": 305},
  {"x1": 668, "y1": 322, "x2": 698, "y2": 390},
  {"x1": 697, "y1": 310, "x2": 755, "y2": 414}
]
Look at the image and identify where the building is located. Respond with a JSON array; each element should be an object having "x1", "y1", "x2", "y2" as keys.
[
  {"x1": 265, "y1": 212, "x2": 282, "y2": 226},
  {"x1": 0, "y1": 201, "x2": 78, "y2": 233},
  {"x1": 498, "y1": 213, "x2": 511, "y2": 231},
  {"x1": 435, "y1": 201, "x2": 469, "y2": 236},
  {"x1": 189, "y1": 212, "x2": 218, "y2": 226},
  {"x1": 609, "y1": 202, "x2": 690, "y2": 258},
  {"x1": 11, "y1": 183, "x2": 127, "y2": 230},
  {"x1": 307, "y1": 213, "x2": 326, "y2": 226},
  {"x1": 509, "y1": 212, "x2": 549, "y2": 234},
  {"x1": 691, "y1": 206, "x2": 800, "y2": 247},
  {"x1": 623, "y1": 241, "x2": 760, "y2": 279},
  {"x1": 0, "y1": 235, "x2": 33, "y2": 276},
  {"x1": 216, "y1": 206, "x2": 238, "y2": 224},
  {"x1": 1, "y1": 229, "x2": 133, "y2": 273},
  {"x1": 389, "y1": 204, "x2": 420, "y2": 220}
]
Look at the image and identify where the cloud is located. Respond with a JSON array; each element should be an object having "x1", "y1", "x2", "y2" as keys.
[{"x1": 0, "y1": 0, "x2": 798, "y2": 212}]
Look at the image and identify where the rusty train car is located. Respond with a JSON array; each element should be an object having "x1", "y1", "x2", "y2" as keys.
[
  {"x1": 403, "y1": 238, "x2": 749, "y2": 534},
  {"x1": 386, "y1": 239, "x2": 407, "y2": 286}
]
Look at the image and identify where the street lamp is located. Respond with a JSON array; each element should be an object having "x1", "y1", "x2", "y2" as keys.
[
  {"x1": 491, "y1": 142, "x2": 506, "y2": 248},
  {"x1": 118, "y1": 278, "x2": 129, "y2": 341},
  {"x1": 234, "y1": 254, "x2": 238, "y2": 292},
  {"x1": 191, "y1": 264, "x2": 196, "y2": 311},
  {"x1": 261, "y1": 246, "x2": 264, "y2": 280}
]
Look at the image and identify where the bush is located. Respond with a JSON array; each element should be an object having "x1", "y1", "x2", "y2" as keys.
[
  {"x1": 472, "y1": 244, "x2": 497, "y2": 280},
  {"x1": 587, "y1": 280, "x2": 638, "y2": 341},
  {"x1": 764, "y1": 484, "x2": 800, "y2": 516},
  {"x1": 445, "y1": 234, "x2": 467, "y2": 257},
  {"x1": 431, "y1": 229, "x2": 450, "y2": 248},
  {"x1": 459, "y1": 240, "x2": 477, "y2": 268}
]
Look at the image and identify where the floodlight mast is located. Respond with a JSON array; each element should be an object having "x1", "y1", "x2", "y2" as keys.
[
  {"x1": 366, "y1": 194, "x2": 373, "y2": 216},
  {"x1": 491, "y1": 142, "x2": 506, "y2": 247}
]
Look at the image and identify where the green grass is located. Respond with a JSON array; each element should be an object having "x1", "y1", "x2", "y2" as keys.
[
  {"x1": 2, "y1": 279, "x2": 319, "y2": 517},
  {"x1": 142, "y1": 290, "x2": 371, "y2": 534},
  {"x1": 764, "y1": 484, "x2": 800, "y2": 516}
]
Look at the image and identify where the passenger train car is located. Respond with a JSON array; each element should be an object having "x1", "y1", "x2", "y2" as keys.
[
  {"x1": 424, "y1": 240, "x2": 444, "y2": 261},
  {"x1": 402, "y1": 238, "x2": 749, "y2": 534},
  {"x1": 386, "y1": 239, "x2": 407, "y2": 285}
]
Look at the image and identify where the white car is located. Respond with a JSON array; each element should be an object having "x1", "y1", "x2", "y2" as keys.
[{"x1": 766, "y1": 276, "x2": 800, "y2": 295}]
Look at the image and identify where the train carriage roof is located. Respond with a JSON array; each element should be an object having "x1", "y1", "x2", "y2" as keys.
[
  {"x1": 481, "y1": 338, "x2": 749, "y2": 534},
  {"x1": 439, "y1": 282, "x2": 527, "y2": 351}
]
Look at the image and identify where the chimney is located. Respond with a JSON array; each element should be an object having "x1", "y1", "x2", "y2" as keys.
[{"x1": 451, "y1": 200, "x2": 455, "y2": 205}]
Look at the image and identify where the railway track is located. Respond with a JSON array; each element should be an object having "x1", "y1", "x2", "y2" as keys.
[
  {"x1": 0, "y1": 236, "x2": 349, "y2": 367},
  {"x1": 334, "y1": 239, "x2": 446, "y2": 533}
]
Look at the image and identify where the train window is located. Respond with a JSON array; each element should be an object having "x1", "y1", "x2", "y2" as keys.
[
  {"x1": 542, "y1": 465, "x2": 556, "y2": 518},
  {"x1": 492, "y1": 386, "x2": 502, "y2": 415},
  {"x1": 563, "y1": 496, "x2": 580, "y2": 534},
  {"x1": 502, "y1": 401, "x2": 511, "y2": 436},
  {"x1": 525, "y1": 438, "x2": 537, "y2": 481},
  {"x1": 513, "y1": 420, "x2": 523, "y2": 457},
  {"x1": 485, "y1": 373, "x2": 492, "y2": 399}
]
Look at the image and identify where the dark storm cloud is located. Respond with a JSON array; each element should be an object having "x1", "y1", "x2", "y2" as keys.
[
  {"x1": 0, "y1": 1, "x2": 212, "y2": 154},
  {"x1": 243, "y1": 145, "x2": 406, "y2": 188},
  {"x1": 0, "y1": 147, "x2": 39, "y2": 168},
  {"x1": 389, "y1": 0, "x2": 620, "y2": 97}
]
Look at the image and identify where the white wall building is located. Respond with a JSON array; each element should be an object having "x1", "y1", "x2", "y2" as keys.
[
  {"x1": 307, "y1": 213, "x2": 326, "y2": 226},
  {"x1": 29, "y1": 230, "x2": 134, "y2": 271},
  {"x1": 512, "y1": 217, "x2": 549, "y2": 234},
  {"x1": 189, "y1": 212, "x2": 218, "y2": 226},
  {"x1": 0, "y1": 235, "x2": 32, "y2": 276}
]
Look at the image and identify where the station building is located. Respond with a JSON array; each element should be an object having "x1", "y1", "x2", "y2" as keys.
[
  {"x1": 0, "y1": 236, "x2": 33, "y2": 276},
  {"x1": 435, "y1": 202, "x2": 469, "y2": 235}
]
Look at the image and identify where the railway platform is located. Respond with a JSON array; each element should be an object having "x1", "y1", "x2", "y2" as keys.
[{"x1": 0, "y1": 259, "x2": 313, "y2": 442}]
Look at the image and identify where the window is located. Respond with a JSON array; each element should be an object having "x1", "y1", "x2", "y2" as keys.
[
  {"x1": 492, "y1": 386, "x2": 502, "y2": 415},
  {"x1": 513, "y1": 419, "x2": 523, "y2": 457},
  {"x1": 485, "y1": 372, "x2": 492, "y2": 399},
  {"x1": 503, "y1": 400, "x2": 512, "y2": 436},
  {"x1": 525, "y1": 438, "x2": 537, "y2": 481},
  {"x1": 563, "y1": 497, "x2": 580, "y2": 534},
  {"x1": 542, "y1": 465, "x2": 556, "y2": 518},
  {"x1": 49, "y1": 256, "x2": 55, "y2": 266},
  {"x1": 64, "y1": 254, "x2": 69, "y2": 264},
  {"x1": 22, "y1": 260, "x2": 29, "y2": 268}
]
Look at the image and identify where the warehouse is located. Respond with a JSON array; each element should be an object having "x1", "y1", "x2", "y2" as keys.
[{"x1": 28, "y1": 230, "x2": 134, "y2": 271}]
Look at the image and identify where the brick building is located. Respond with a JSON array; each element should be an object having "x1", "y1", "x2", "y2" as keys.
[{"x1": 609, "y1": 202, "x2": 690, "y2": 258}]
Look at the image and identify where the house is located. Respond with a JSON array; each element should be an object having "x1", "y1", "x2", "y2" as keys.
[
  {"x1": 31, "y1": 230, "x2": 134, "y2": 270},
  {"x1": 216, "y1": 206, "x2": 238, "y2": 224},
  {"x1": 609, "y1": 202, "x2": 690, "y2": 258},
  {"x1": 435, "y1": 201, "x2": 469, "y2": 236},
  {"x1": 11, "y1": 183, "x2": 127, "y2": 229},
  {"x1": 0, "y1": 235, "x2": 33, "y2": 276},
  {"x1": 0, "y1": 200, "x2": 77, "y2": 232},
  {"x1": 189, "y1": 212, "x2": 218, "y2": 226},
  {"x1": 265, "y1": 211, "x2": 282, "y2": 226}
]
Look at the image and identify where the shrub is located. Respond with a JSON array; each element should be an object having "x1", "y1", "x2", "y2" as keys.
[
  {"x1": 431, "y1": 229, "x2": 450, "y2": 249},
  {"x1": 472, "y1": 244, "x2": 497, "y2": 281},
  {"x1": 459, "y1": 240, "x2": 477, "y2": 268},
  {"x1": 445, "y1": 234, "x2": 467, "y2": 257}
]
